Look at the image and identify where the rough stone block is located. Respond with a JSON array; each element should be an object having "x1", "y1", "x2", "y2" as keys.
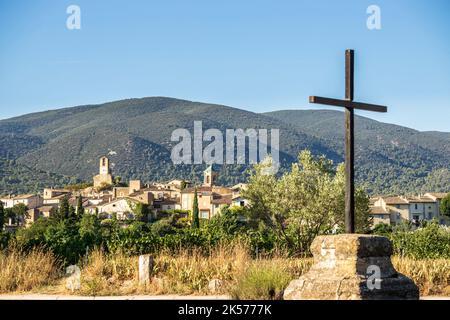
[
  {"x1": 284, "y1": 234, "x2": 419, "y2": 300},
  {"x1": 138, "y1": 254, "x2": 154, "y2": 285}
]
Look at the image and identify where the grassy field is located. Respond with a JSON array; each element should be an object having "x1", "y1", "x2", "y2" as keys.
[{"x1": 1, "y1": 245, "x2": 449, "y2": 299}]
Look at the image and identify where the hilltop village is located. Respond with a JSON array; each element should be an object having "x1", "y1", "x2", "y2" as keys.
[
  {"x1": 0, "y1": 156, "x2": 248, "y2": 229},
  {"x1": 0, "y1": 156, "x2": 449, "y2": 229}
]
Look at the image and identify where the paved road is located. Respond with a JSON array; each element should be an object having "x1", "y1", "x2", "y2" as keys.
[{"x1": 0, "y1": 294, "x2": 448, "y2": 300}]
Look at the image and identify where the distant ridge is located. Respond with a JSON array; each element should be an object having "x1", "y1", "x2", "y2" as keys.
[{"x1": 0, "y1": 97, "x2": 449, "y2": 195}]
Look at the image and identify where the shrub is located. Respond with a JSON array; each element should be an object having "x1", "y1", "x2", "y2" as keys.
[
  {"x1": 371, "y1": 223, "x2": 393, "y2": 236},
  {"x1": 0, "y1": 232, "x2": 11, "y2": 250},
  {"x1": 231, "y1": 262, "x2": 292, "y2": 300},
  {"x1": 389, "y1": 222, "x2": 450, "y2": 259}
]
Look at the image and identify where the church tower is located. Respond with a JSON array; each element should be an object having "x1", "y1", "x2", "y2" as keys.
[
  {"x1": 203, "y1": 165, "x2": 217, "y2": 187},
  {"x1": 93, "y1": 156, "x2": 113, "y2": 188},
  {"x1": 99, "y1": 156, "x2": 110, "y2": 175}
]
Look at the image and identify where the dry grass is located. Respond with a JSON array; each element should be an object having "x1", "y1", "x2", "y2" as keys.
[
  {"x1": 1, "y1": 244, "x2": 449, "y2": 298},
  {"x1": 76, "y1": 244, "x2": 314, "y2": 298},
  {"x1": 392, "y1": 256, "x2": 450, "y2": 296},
  {"x1": 79, "y1": 248, "x2": 138, "y2": 296},
  {"x1": 0, "y1": 247, "x2": 60, "y2": 293}
]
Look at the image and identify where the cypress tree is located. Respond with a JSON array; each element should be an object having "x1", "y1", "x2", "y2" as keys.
[
  {"x1": 0, "y1": 200, "x2": 4, "y2": 231},
  {"x1": 69, "y1": 205, "x2": 76, "y2": 220},
  {"x1": 192, "y1": 188, "x2": 200, "y2": 228},
  {"x1": 59, "y1": 196, "x2": 70, "y2": 220},
  {"x1": 76, "y1": 195, "x2": 84, "y2": 217}
]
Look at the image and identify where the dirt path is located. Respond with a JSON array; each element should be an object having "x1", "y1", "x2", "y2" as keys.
[
  {"x1": 0, "y1": 293, "x2": 231, "y2": 300},
  {"x1": 0, "y1": 294, "x2": 448, "y2": 300}
]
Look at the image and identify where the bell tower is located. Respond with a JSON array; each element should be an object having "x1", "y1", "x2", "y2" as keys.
[
  {"x1": 93, "y1": 156, "x2": 113, "y2": 188},
  {"x1": 203, "y1": 165, "x2": 217, "y2": 187},
  {"x1": 99, "y1": 156, "x2": 110, "y2": 175}
]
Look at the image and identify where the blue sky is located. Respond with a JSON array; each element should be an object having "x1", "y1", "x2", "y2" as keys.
[{"x1": 0, "y1": 0, "x2": 449, "y2": 131}]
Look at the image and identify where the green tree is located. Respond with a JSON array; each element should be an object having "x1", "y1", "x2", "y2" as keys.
[
  {"x1": 76, "y1": 195, "x2": 85, "y2": 217},
  {"x1": 44, "y1": 220, "x2": 83, "y2": 264},
  {"x1": 243, "y1": 150, "x2": 371, "y2": 254},
  {"x1": 68, "y1": 205, "x2": 76, "y2": 220},
  {"x1": 79, "y1": 214, "x2": 102, "y2": 246},
  {"x1": 9, "y1": 203, "x2": 28, "y2": 225},
  {"x1": 114, "y1": 176, "x2": 122, "y2": 186},
  {"x1": 58, "y1": 196, "x2": 70, "y2": 221},
  {"x1": 133, "y1": 202, "x2": 150, "y2": 222},
  {"x1": 192, "y1": 188, "x2": 200, "y2": 228},
  {"x1": 15, "y1": 217, "x2": 52, "y2": 249},
  {"x1": 206, "y1": 206, "x2": 246, "y2": 238},
  {"x1": 440, "y1": 193, "x2": 450, "y2": 217}
]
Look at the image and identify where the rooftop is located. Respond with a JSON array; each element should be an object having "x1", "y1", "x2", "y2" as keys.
[{"x1": 383, "y1": 196, "x2": 409, "y2": 205}]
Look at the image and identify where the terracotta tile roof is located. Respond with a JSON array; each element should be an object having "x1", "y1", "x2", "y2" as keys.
[
  {"x1": 212, "y1": 194, "x2": 232, "y2": 205},
  {"x1": 406, "y1": 196, "x2": 436, "y2": 203},
  {"x1": 370, "y1": 206, "x2": 388, "y2": 214},
  {"x1": 37, "y1": 205, "x2": 57, "y2": 212},
  {"x1": 181, "y1": 186, "x2": 213, "y2": 193},
  {"x1": 425, "y1": 192, "x2": 448, "y2": 199},
  {"x1": 154, "y1": 198, "x2": 180, "y2": 205},
  {"x1": 383, "y1": 196, "x2": 409, "y2": 205},
  {"x1": 12, "y1": 194, "x2": 36, "y2": 200}
]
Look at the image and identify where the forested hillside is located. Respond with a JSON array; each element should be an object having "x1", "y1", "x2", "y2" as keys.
[{"x1": 0, "y1": 97, "x2": 448, "y2": 195}]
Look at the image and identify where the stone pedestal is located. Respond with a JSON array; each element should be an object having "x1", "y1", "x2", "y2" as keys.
[{"x1": 284, "y1": 234, "x2": 419, "y2": 300}]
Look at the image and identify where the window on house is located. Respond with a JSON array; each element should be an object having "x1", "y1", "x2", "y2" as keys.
[
  {"x1": 200, "y1": 211, "x2": 209, "y2": 219},
  {"x1": 414, "y1": 204, "x2": 418, "y2": 210},
  {"x1": 240, "y1": 201, "x2": 245, "y2": 207}
]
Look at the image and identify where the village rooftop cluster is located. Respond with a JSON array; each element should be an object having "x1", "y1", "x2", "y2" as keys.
[
  {"x1": 0, "y1": 156, "x2": 248, "y2": 229},
  {"x1": 0, "y1": 156, "x2": 449, "y2": 230}
]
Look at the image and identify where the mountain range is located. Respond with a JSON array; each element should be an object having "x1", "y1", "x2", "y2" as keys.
[{"x1": 0, "y1": 97, "x2": 449, "y2": 195}]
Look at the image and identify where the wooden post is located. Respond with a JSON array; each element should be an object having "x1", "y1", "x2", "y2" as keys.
[
  {"x1": 345, "y1": 107, "x2": 355, "y2": 233},
  {"x1": 345, "y1": 49, "x2": 355, "y2": 233}
]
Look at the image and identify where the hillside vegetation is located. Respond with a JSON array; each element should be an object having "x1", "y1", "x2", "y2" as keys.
[{"x1": 0, "y1": 97, "x2": 449, "y2": 195}]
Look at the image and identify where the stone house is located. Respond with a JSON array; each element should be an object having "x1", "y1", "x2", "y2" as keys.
[
  {"x1": 180, "y1": 166, "x2": 234, "y2": 219},
  {"x1": 97, "y1": 197, "x2": 139, "y2": 220},
  {"x1": 43, "y1": 188, "x2": 71, "y2": 205},
  {"x1": 424, "y1": 192, "x2": 450, "y2": 225},
  {"x1": 371, "y1": 193, "x2": 449, "y2": 226},
  {"x1": 0, "y1": 194, "x2": 43, "y2": 209},
  {"x1": 25, "y1": 205, "x2": 58, "y2": 226}
]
